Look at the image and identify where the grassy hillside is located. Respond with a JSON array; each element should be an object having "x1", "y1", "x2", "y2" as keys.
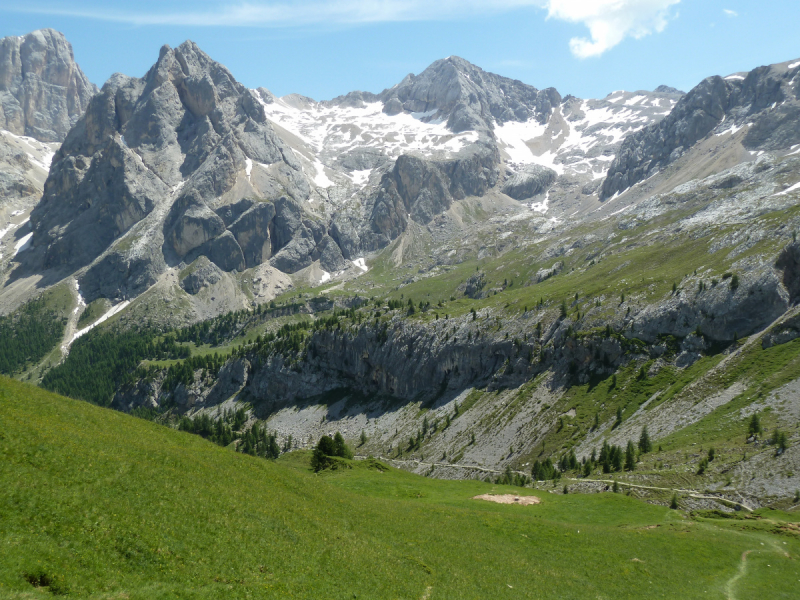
[{"x1": 1, "y1": 376, "x2": 798, "y2": 599}]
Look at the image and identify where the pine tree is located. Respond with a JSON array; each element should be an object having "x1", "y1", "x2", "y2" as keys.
[
  {"x1": 624, "y1": 440, "x2": 637, "y2": 471},
  {"x1": 503, "y1": 464, "x2": 514, "y2": 486},
  {"x1": 611, "y1": 445, "x2": 623, "y2": 472},
  {"x1": 670, "y1": 493, "x2": 679, "y2": 509},
  {"x1": 638, "y1": 426, "x2": 652, "y2": 454},
  {"x1": 311, "y1": 435, "x2": 336, "y2": 471},
  {"x1": 359, "y1": 430, "x2": 367, "y2": 446},
  {"x1": 748, "y1": 413, "x2": 762, "y2": 438},
  {"x1": 332, "y1": 431, "x2": 352, "y2": 459},
  {"x1": 531, "y1": 460, "x2": 541, "y2": 481},
  {"x1": 568, "y1": 450, "x2": 578, "y2": 471},
  {"x1": 773, "y1": 429, "x2": 788, "y2": 456}
]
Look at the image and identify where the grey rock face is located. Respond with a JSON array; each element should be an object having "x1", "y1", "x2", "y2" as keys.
[
  {"x1": 269, "y1": 236, "x2": 316, "y2": 273},
  {"x1": 35, "y1": 136, "x2": 169, "y2": 270},
  {"x1": 167, "y1": 192, "x2": 226, "y2": 258},
  {"x1": 601, "y1": 61, "x2": 800, "y2": 199},
  {"x1": 0, "y1": 29, "x2": 97, "y2": 142},
  {"x1": 203, "y1": 230, "x2": 245, "y2": 272},
  {"x1": 214, "y1": 197, "x2": 256, "y2": 226},
  {"x1": 258, "y1": 195, "x2": 328, "y2": 273},
  {"x1": 248, "y1": 319, "x2": 521, "y2": 407},
  {"x1": 367, "y1": 144, "x2": 500, "y2": 248},
  {"x1": 775, "y1": 242, "x2": 800, "y2": 303},
  {"x1": 502, "y1": 165, "x2": 557, "y2": 200},
  {"x1": 335, "y1": 147, "x2": 391, "y2": 172},
  {"x1": 228, "y1": 202, "x2": 275, "y2": 268},
  {"x1": 378, "y1": 56, "x2": 560, "y2": 133},
  {"x1": 315, "y1": 235, "x2": 348, "y2": 273},
  {"x1": 79, "y1": 249, "x2": 164, "y2": 303},
  {"x1": 0, "y1": 134, "x2": 46, "y2": 208},
  {"x1": 329, "y1": 217, "x2": 361, "y2": 260},
  {"x1": 271, "y1": 195, "x2": 307, "y2": 249}
]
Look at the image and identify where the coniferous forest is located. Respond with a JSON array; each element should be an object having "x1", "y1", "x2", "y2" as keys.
[{"x1": 0, "y1": 298, "x2": 65, "y2": 375}]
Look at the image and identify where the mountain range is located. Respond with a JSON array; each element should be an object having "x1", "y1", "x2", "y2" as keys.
[{"x1": 1, "y1": 29, "x2": 800, "y2": 507}]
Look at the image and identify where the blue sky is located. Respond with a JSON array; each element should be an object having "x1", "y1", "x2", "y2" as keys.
[{"x1": 1, "y1": 1, "x2": 799, "y2": 101}]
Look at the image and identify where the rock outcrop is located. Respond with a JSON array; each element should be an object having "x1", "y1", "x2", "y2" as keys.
[
  {"x1": 180, "y1": 256, "x2": 223, "y2": 294},
  {"x1": 502, "y1": 164, "x2": 557, "y2": 200},
  {"x1": 628, "y1": 268, "x2": 789, "y2": 343},
  {"x1": 775, "y1": 241, "x2": 800, "y2": 303},
  {"x1": 0, "y1": 29, "x2": 96, "y2": 142},
  {"x1": 364, "y1": 143, "x2": 500, "y2": 249}
]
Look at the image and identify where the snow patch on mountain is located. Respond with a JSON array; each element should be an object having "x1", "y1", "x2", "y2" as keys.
[
  {"x1": 14, "y1": 232, "x2": 33, "y2": 255},
  {"x1": 495, "y1": 91, "x2": 679, "y2": 182},
  {"x1": 71, "y1": 300, "x2": 131, "y2": 343},
  {"x1": 258, "y1": 96, "x2": 478, "y2": 161}
]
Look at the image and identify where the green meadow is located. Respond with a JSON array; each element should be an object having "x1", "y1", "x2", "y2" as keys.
[{"x1": 1, "y1": 376, "x2": 798, "y2": 599}]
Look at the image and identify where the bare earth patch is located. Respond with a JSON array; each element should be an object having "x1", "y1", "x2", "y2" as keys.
[{"x1": 472, "y1": 494, "x2": 541, "y2": 505}]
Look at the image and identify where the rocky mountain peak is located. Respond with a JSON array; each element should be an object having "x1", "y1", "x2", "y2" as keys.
[
  {"x1": 23, "y1": 38, "x2": 316, "y2": 302},
  {"x1": 654, "y1": 85, "x2": 684, "y2": 95},
  {"x1": 0, "y1": 28, "x2": 97, "y2": 142},
  {"x1": 601, "y1": 59, "x2": 800, "y2": 200},
  {"x1": 378, "y1": 55, "x2": 561, "y2": 133}
]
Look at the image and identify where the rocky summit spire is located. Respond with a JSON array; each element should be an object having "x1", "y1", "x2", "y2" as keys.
[
  {"x1": 0, "y1": 29, "x2": 97, "y2": 142},
  {"x1": 26, "y1": 40, "x2": 321, "y2": 302}
]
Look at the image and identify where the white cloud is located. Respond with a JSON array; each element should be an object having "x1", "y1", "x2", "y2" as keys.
[
  {"x1": 723, "y1": 9, "x2": 738, "y2": 17},
  {"x1": 10, "y1": 0, "x2": 680, "y2": 58},
  {"x1": 545, "y1": 0, "x2": 681, "y2": 58}
]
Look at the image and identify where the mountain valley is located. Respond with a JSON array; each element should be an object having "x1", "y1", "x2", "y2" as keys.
[{"x1": 1, "y1": 29, "x2": 800, "y2": 521}]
